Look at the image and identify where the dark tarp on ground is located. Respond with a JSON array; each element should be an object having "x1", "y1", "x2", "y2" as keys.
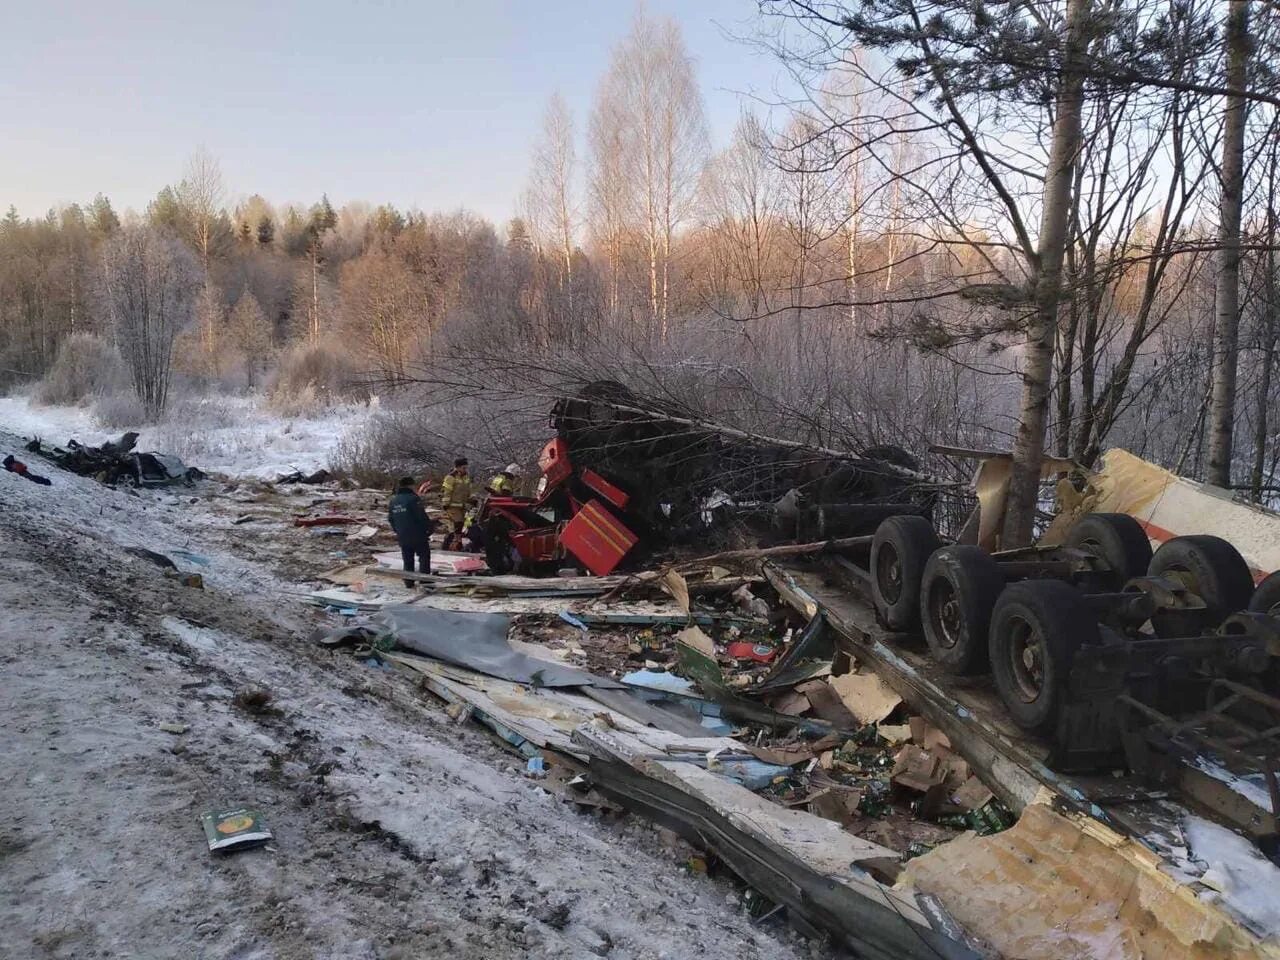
[{"x1": 378, "y1": 605, "x2": 624, "y2": 689}]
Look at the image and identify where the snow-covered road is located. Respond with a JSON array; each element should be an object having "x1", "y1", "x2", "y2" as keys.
[{"x1": 0, "y1": 421, "x2": 816, "y2": 960}]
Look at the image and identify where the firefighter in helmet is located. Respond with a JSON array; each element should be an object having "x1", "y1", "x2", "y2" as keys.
[
  {"x1": 487, "y1": 462, "x2": 522, "y2": 496},
  {"x1": 439, "y1": 457, "x2": 474, "y2": 550}
]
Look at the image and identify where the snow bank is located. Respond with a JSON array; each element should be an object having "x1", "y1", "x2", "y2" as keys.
[
  {"x1": 0, "y1": 394, "x2": 377, "y2": 480},
  {"x1": 1166, "y1": 814, "x2": 1280, "y2": 941}
]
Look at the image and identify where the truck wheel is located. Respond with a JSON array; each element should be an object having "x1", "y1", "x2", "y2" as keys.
[
  {"x1": 921, "y1": 545, "x2": 1005, "y2": 674},
  {"x1": 483, "y1": 518, "x2": 515, "y2": 575},
  {"x1": 1064, "y1": 513, "x2": 1152, "y2": 590},
  {"x1": 1149, "y1": 535, "x2": 1253, "y2": 637},
  {"x1": 989, "y1": 581, "x2": 1095, "y2": 737},
  {"x1": 1248, "y1": 571, "x2": 1280, "y2": 617},
  {"x1": 871, "y1": 515, "x2": 941, "y2": 631}
]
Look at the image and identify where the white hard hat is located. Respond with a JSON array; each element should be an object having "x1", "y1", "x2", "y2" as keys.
[{"x1": 505, "y1": 462, "x2": 522, "y2": 477}]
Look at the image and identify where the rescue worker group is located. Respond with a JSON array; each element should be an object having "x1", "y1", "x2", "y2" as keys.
[{"x1": 387, "y1": 457, "x2": 522, "y2": 585}]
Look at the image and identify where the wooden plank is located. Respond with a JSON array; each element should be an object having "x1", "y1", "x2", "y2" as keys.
[
  {"x1": 575, "y1": 723, "x2": 978, "y2": 960},
  {"x1": 374, "y1": 567, "x2": 627, "y2": 592}
]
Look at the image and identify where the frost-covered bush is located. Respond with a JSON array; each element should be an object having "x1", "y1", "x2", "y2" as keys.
[
  {"x1": 152, "y1": 396, "x2": 246, "y2": 461},
  {"x1": 164, "y1": 396, "x2": 242, "y2": 430},
  {"x1": 268, "y1": 382, "x2": 323, "y2": 419},
  {"x1": 33, "y1": 334, "x2": 128, "y2": 406},
  {"x1": 267, "y1": 343, "x2": 367, "y2": 415},
  {"x1": 92, "y1": 391, "x2": 147, "y2": 428},
  {"x1": 327, "y1": 415, "x2": 410, "y2": 488}
]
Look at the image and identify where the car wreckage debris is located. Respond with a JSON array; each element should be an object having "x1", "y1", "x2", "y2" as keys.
[{"x1": 24, "y1": 432, "x2": 203, "y2": 487}]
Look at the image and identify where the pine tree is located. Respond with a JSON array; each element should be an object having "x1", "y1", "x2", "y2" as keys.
[
  {"x1": 309, "y1": 194, "x2": 337, "y2": 236},
  {"x1": 370, "y1": 204, "x2": 405, "y2": 238},
  {"x1": 88, "y1": 194, "x2": 120, "y2": 237},
  {"x1": 148, "y1": 186, "x2": 186, "y2": 234},
  {"x1": 281, "y1": 207, "x2": 309, "y2": 257}
]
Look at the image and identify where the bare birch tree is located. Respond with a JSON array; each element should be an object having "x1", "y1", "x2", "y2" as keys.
[
  {"x1": 100, "y1": 226, "x2": 198, "y2": 418},
  {"x1": 776, "y1": 114, "x2": 841, "y2": 346},
  {"x1": 605, "y1": 9, "x2": 708, "y2": 336},
  {"x1": 524, "y1": 92, "x2": 578, "y2": 323},
  {"x1": 302, "y1": 196, "x2": 337, "y2": 345},
  {"x1": 700, "y1": 112, "x2": 782, "y2": 317},
  {"x1": 176, "y1": 147, "x2": 225, "y2": 280},
  {"x1": 340, "y1": 246, "x2": 429, "y2": 384},
  {"x1": 587, "y1": 75, "x2": 631, "y2": 318}
]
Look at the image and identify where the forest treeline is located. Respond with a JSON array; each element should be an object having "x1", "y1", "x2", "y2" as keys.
[{"x1": 5, "y1": 2, "x2": 1280, "y2": 538}]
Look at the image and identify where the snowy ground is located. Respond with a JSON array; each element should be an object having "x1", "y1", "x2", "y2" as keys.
[
  {"x1": 0, "y1": 394, "x2": 374, "y2": 480},
  {"x1": 0, "y1": 417, "x2": 818, "y2": 960}
]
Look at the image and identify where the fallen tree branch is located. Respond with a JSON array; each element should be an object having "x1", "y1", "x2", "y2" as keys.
[
  {"x1": 591, "y1": 397, "x2": 960, "y2": 488},
  {"x1": 669, "y1": 536, "x2": 875, "y2": 569}
]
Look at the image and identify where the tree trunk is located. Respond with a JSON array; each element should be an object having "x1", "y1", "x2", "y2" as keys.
[
  {"x1": 647, "y1": 227, "x2": 659, "y2": 329},
  {"x1": 1251, "y1": 244, "x2": 1278, "y2": 501},
  {"x1": 1250, "y1": 329, "x2": 1275, "y2": 501},
  {"x1": 1207, "y1": 0, "x2": 1250, "y2": 488},
  {"x1": 563, "y1": 238, "x2": 574, "y2": 333},
  {"x1": 1055, "y1": 292, "x2": 1079, "y2": 459},
  {"x1": 311, "y1": 246, "x2": 320, "y2": 344},
  {"x1": 1002, "y1": 0, "x2": 1091, "y2": 547},
  {"x1": 1176, "y1": 376, "x2": 1213, "y2": 475},
  {"x1": 660, "y1": 228, "x2": 670, "y2": 340},
  {"x1": 847, "y1": 162, "x2": 861, "y2": 329}
]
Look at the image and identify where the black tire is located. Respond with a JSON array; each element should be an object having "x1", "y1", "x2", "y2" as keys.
[
  {"x1": 1249, "y1": 570, "x2": 1280, "y2": 617},
  {"x1": 1064, "y1": 513, "x2": 1153, "y2": 590},
  {"x1": 989, "y1": 581, "x2": 1096, "y2": 737},
  {"x1": 1148, "y1": 535, "x2": 1254, "y2": 637},
  {"x1": 483, "y1": 517, "x2": 515, "y2": 575},
  {"x1": 920, "y1": 545, "x2": 1006, "y2": 675},
  {"x1": 871, "y1": 515, "x2": 941, "y2": 631}
]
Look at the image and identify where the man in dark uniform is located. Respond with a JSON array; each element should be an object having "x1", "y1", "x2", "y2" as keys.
[{"x1": 388, "y1": 476, "x2": 433, "y2": 587}]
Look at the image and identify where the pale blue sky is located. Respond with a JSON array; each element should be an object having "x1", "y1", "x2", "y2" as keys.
[{"x1": 2, "y1": 0, "x2": 791, "y2": 223}]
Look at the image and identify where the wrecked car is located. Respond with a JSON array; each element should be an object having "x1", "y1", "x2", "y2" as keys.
[{"x1": 25, "y1": 432, "x2": 203, "y2": 487}]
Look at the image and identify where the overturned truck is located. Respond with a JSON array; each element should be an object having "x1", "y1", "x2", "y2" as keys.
[{"x1": 479, "y1": 381, "x2": 937, "y2": 575}]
